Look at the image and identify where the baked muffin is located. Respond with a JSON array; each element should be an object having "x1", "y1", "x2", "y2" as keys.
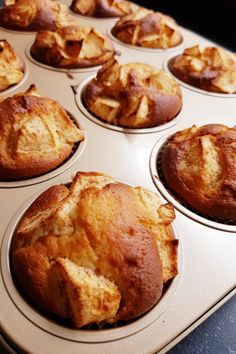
[
  {"x1": 0, "y1": 0, "x2": 69, "y2": 31},
  {"x1": 12, "y1": 171, "x2": 178, "y2": 327},
  {"x1": 169, "y1": 45, "x2": 236, "y2": 94},
  {"x1": 161, "y1": 124, "x2": 236, "y2": 222},
  {"x1": 30, "y1": 24, "x2": 115, "y2": 68},
  {"x1": 111, "y1": 7, "x2": 182, "y2": 49},
  {"x1": 0, "y1": 39, "x2": 24, "y2": 92},
  {"x1": 84, "y1": 58, "x2": 182, "y2": 128},
  {"x1": 70, "y1": 0, "x2": 132, "y2": 18},
  {"x1": 0, "y1": 85, "x2": 84, "y2": 180}
]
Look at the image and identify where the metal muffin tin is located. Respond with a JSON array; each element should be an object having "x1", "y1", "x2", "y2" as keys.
[{"x1": 0, "y1": 1, "x2": 236, "y2": 353}]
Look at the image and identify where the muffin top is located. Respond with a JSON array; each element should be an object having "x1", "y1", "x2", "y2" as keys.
[
  {"x1": 12, "y1": 171, "x2": 178, "y2": 327},
  {"x1": 112, "y1": 7, "x2": 182, "y2": 49},
  {"x1": 84, "y1": 58, "x2": 182, "y2": 128},
  {"x1": 0, "y1": 0, "x2": 69, "y2": 31},
  {"x1": 0, "y1": 85, "x2": 84, "y2": 180},
  {"x1": 0, "y1": 39, "x2": 24, "y2": 92},
  {"x1": 170, "y1": 45, "x2": 236, "y2": 94},
  {"x1": 161, "y1": 124, "x2": 236, "y2": 222},
  {"x1": 30, "y1": 23, "x2": 115, "y2": 68},
  {"x1": 70, "y1": 0, "x2": 132, "y2": 18}
]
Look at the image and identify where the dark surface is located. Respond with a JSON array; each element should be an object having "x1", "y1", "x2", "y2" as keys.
[
  {"x1": 168, "y1": 294, "x2": 236, "y2": 354},
  {"x1": 135, "y1": 0, "x2": 236, "y2": 51}
]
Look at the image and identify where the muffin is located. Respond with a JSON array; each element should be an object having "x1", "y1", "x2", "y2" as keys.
[
  {"x1": 169, "y1": 45, "x2": 236, "y2": 94},
  {"x1": 70, "y1": 0, "x2": 132, "y2": 18},
  {"x1": 12, "y1": 171, "x2": 179, "y2": 328},
  {"x1": 84, "y1": 58, "x2": 182, "y2": 128},
  {"x1": 111, "y1": 7, "x2": 182, "y2": 49},
  {"x1": 0, "y1": 85, "x2": 84, "y2": 180},
  {"x1": 161, "y1": 124, "x2": 236, "y2": 222},
  {"x1": 0, "y1": 39, "x2": 24, "y2": 92},
  {"x1": 0, "y1": 0, "x2": 69, "y2": 31},
  {"x1": 30, "y1": 24, "x2": 115, "y2": 68}
]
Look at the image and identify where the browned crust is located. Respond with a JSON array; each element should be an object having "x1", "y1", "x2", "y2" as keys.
[
  {"x1": 84, "y1": 61, "x2": 182, "y2": 128},
  {"x1": 169, "y1": 56, "x2": 226, "y2": 93},
  {"x1": 0, "y1": 39, "x2": 25, "y2": 91},
  {"x1": 30, "y1": 43, "x2": 114, "y2": 69},
  {"x1": 0, "y1": 87, "x2": 83, "y2": 180},
  {"x1": 70, "y1": 0, "x2": 132, "y2": 18},
  {"x1": 0, "y1": 1, "x2": 57, "y2": 31},
  {"x1": 161, "y1": 225, "x2": 179, "y2": 281},
  {"x1": 85, "y1": 80, "x2": 182, "y2": 128},
  {"x1": 0, "y1": 150, "x2": 72, "y2": 180},
  {"x1": 162, "y1": 124, "x2": 236, "y2": 221},
  {"x1": 12, "y1": 171, "x2": 178, "y2": 325},
  {"x1": 169, "y1": 46, "x2": 236, "y2": 94},
  {"x1": 83, "y1": 182, "x2": 163, "y2": 321},
  {"x1": 112, "y1": 10, "x2": 182, "y2": 49},
  {"x1": 16, "y1": 185, "x2": 70, "y2": 236},
  {"x1": 30, "y1": 26, "x2": 115, "y2": 69}
]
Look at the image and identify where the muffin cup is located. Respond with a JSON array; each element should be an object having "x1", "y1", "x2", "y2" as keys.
[
  {"x1": 163, "y1": 52, "x2": 236, "y2": 98},
  {"x1": 0, "y1": 27, "x2": 37, "y2": 34},
  {"x1": 1, "y1": 177, "x2": 182, "y2": 342},
  {"x1": 68, "y1": 2, "x2": 138, "y2": 22},
  {"x1": 0, "y1": 55, "x2": 29, "y2": 96},
  {"x1": 25, "y1": 41, "x2": 102, "y2": 73},
  {"x1": 107, "y1": 28, "x2": 184, "y2": 53},
  {"x1": 75, "y1": 75, "x2": 182, "y2": 134},
  {"x1": 150, "y1": 132, "x2": 236, "y2": 232},
  {"x1": 0, "y1": 111, "x2": 86, "y2": 188},
  {"x1": 69, "y1": 9, "x2": 119, "y2": 21}
]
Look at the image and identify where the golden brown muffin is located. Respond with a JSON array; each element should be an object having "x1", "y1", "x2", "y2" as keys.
[
  {"x1": 0, "y1": 0, "x2": 69, "y2": 31},
  {"x1": 170, "y1": 45, "x2": 236, "y2": 94},
  {"x1": 70, "y1": 0, "x2": 132, "y2": 18},
  {"x1": 12, "y1": 171, "x2": 178, "y2": 327},
  {"x1": 111, "y1": 7, "x2": 182, "y2": 49},
  {"x1": 0, "y1": 85, "x2": 84, "y2": 180},
  {"x1": 30, "y1": 24, "x2": 115, "y2": 68},
  {"x1": 161, "y1": 124, "x2": 236, "y2": 222},
  {"x1": 0, "y1": 39, "x2": 24, "y2": 92},
  {"x1": 84, "y1": 58, "x2": 182, "y2": 128}
]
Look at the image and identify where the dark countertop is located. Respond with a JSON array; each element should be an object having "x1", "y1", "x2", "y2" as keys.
[{"x1": 168, "y1": 294, "x2": 236, "y2": 354}]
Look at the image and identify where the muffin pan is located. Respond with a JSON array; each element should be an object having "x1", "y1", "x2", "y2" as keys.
[{"x1": 0, "y1": 1, "x2": 236, "y2": 354}]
